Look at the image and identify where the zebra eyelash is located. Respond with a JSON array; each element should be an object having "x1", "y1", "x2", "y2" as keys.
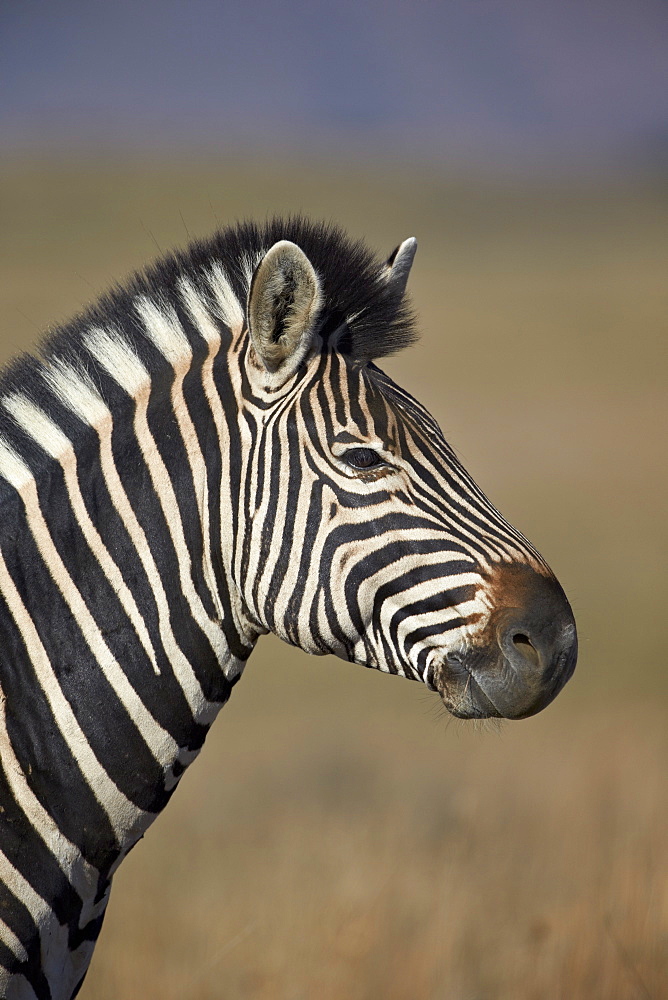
[{"x1": 342, "y1": 448, "x2": 387, "y2": 471}]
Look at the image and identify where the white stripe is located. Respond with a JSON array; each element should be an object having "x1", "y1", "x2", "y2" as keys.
[
  {"x1": 178, "y1": 277, "x2": 252, "y2": 680},
  {"x1": 42, "y1": 361, "x2": 220, "y2": 727},
  {"x1": 0, "y1": 552, "x2": 151, "y2": 846},
  {"x1": 3, "y1": 393, "x2": 160, "y2": 675},
  {"x1": 0, "y1": 439, "x2": 179, "y2": 774},
  {"x1": 0, "y1": 848, "x2": 93, "y2": 999},
  {"x1": 207, "y1": 262, "x2": 244, "y2": 331},
  {"x1": 0, "y1": 850, "x2": 51, "y2": 952},
  {"x1": 0, "y1": 449, "x2": 154, "y2": 846},
  {"x1": 135, "y1": 297, "x2": 222, "y2": 620},
  {"x1": 0, "y1": 917, "x2": 28, "y2": 963},
  {"x1": 0, "y1": 694, "x2": 100, "y2": 924},
  {"x1": 85, "y1": 328, "x2": 229, "y2": 672}
]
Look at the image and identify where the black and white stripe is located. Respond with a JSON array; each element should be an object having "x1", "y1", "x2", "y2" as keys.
[{"x1": 0, "y1": 218, "x2": 576, "y2": 998}]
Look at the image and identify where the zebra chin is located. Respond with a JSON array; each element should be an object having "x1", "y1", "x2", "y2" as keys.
[
  {"x1": 433, "y1": 637, "x2": 577, "y2": 721},
  {"x1": 431, "y1": 562, "x2": 578, "y2": 721}
]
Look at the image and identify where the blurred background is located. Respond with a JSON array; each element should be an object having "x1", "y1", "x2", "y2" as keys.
[{"x1": 2, "y1": 2, "x2": 667, "y2": 997}]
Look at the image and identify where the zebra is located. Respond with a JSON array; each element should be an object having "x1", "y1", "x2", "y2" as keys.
[{"x1": 0, "y1": 217, "x2": 577, "y2": 999}]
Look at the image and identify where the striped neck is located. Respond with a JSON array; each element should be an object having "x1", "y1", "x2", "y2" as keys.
[{"x1": 0, "y1": 275, "x2": 261, "y2": 867}]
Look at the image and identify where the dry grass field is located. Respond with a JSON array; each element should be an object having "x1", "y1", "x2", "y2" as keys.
[{"x1": 1, "y1": 159, "x2": 666, "y2": 998}]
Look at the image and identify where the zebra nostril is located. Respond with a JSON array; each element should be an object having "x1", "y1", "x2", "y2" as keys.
[{"x1": 512, "y1": 633, "x2": 540, "y2": 669}]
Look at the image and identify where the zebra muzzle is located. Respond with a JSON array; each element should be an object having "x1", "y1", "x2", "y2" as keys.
[{"x1": 434, "y1": 562, "x2": 578, "y2": 720}]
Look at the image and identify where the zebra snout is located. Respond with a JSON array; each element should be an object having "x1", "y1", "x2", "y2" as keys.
[
  {"x1": 482, "y1": 561, "x2": 578, "y2": 719},
  {"x1": 435, "y1": 562, "x2": 577, "y2": 721},
  {"x1": 488, "y1": 607, "x2": 578, "y2": 720}
]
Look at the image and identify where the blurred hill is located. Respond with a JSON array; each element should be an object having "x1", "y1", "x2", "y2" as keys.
[{"x1": 3, "y1": 0, "x2": 668, "y2": 175}]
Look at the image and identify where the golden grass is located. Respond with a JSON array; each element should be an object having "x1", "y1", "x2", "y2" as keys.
[
  {"x1": 89, "y1": 665, "x2": 668, "y2": 999},
  {"x1": 0, "y1": 158, "x2": 666, "y2": 997}
]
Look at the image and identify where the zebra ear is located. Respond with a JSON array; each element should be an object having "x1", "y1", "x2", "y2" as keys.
[
  {"x1": 384, "y1": 237, "x2": 417, "y2": 298},
  {"x1": 247, "y1": 241, "x2": 322, "y2": 376}
]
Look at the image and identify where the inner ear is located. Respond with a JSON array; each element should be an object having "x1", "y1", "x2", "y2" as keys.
[{"x1": 247, "y1": 241, "x2": 321, "y2": 376}]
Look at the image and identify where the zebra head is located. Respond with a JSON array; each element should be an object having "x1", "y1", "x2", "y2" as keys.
[{"x1": 235, "y1": 231, "x2": 577, "y2": 720}]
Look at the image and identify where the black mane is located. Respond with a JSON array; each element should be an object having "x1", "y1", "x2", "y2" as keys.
[
  {"x1": 147, "y1": 217, "x2": 416, "y2": 362},
  {"x1": 20, "y1": 218, "x2": 416, "y2": 383},
  {"x1": 0, "y1": 218, "x2": 417, "y2": 499}
]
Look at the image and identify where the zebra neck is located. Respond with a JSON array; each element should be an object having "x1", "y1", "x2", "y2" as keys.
[
  {"x1": 0, "y1": 287, "x2": 263, "y2": 871},
  {"x1": 0, "y1": 253, "x2": 275, "y2": 994}
]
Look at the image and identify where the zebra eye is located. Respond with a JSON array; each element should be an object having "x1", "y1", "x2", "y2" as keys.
[{"x1": 344, "y1": 448, "x2": 383, "y2": 470}]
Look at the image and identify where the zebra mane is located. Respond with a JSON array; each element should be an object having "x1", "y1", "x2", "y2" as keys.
[
  {"x1": 0, "y1": 218, "x2": 418, "y2": 495},
  {"x1": 9, "y1": 219, "x2": 415, "y2": 390},
  {"x1": 145, "y1": 216, "x2": 417, "y2": 362}
]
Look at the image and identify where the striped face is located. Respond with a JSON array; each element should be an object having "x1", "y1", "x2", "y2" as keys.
[{"x1": 238, "y1": 346, "x2": 577, "y2": 720}]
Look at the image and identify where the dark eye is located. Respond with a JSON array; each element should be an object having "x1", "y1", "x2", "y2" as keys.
[{"x1": 344, "y1": 448, "x2": 383, "y2": 470}]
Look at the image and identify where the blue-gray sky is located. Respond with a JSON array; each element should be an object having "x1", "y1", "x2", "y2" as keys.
[{"x1": 2, "y1": 0, "x2": 667, "y2": 172}]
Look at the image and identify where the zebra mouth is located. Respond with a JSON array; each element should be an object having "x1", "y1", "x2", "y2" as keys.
[
  {"x1": 434, "y1": 654, "x2": 503, "y2": 720},
  {"x1": 433, "y1": 618, "x2": 577, "y2": 721}
]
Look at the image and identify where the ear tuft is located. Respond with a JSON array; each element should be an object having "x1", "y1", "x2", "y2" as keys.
[
  {"x1": 384, "y1": 237, "x2": 417, "y2": 299},
  {"x1": 247, "y1": 241, "x2": 321, "y2": 376}
]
